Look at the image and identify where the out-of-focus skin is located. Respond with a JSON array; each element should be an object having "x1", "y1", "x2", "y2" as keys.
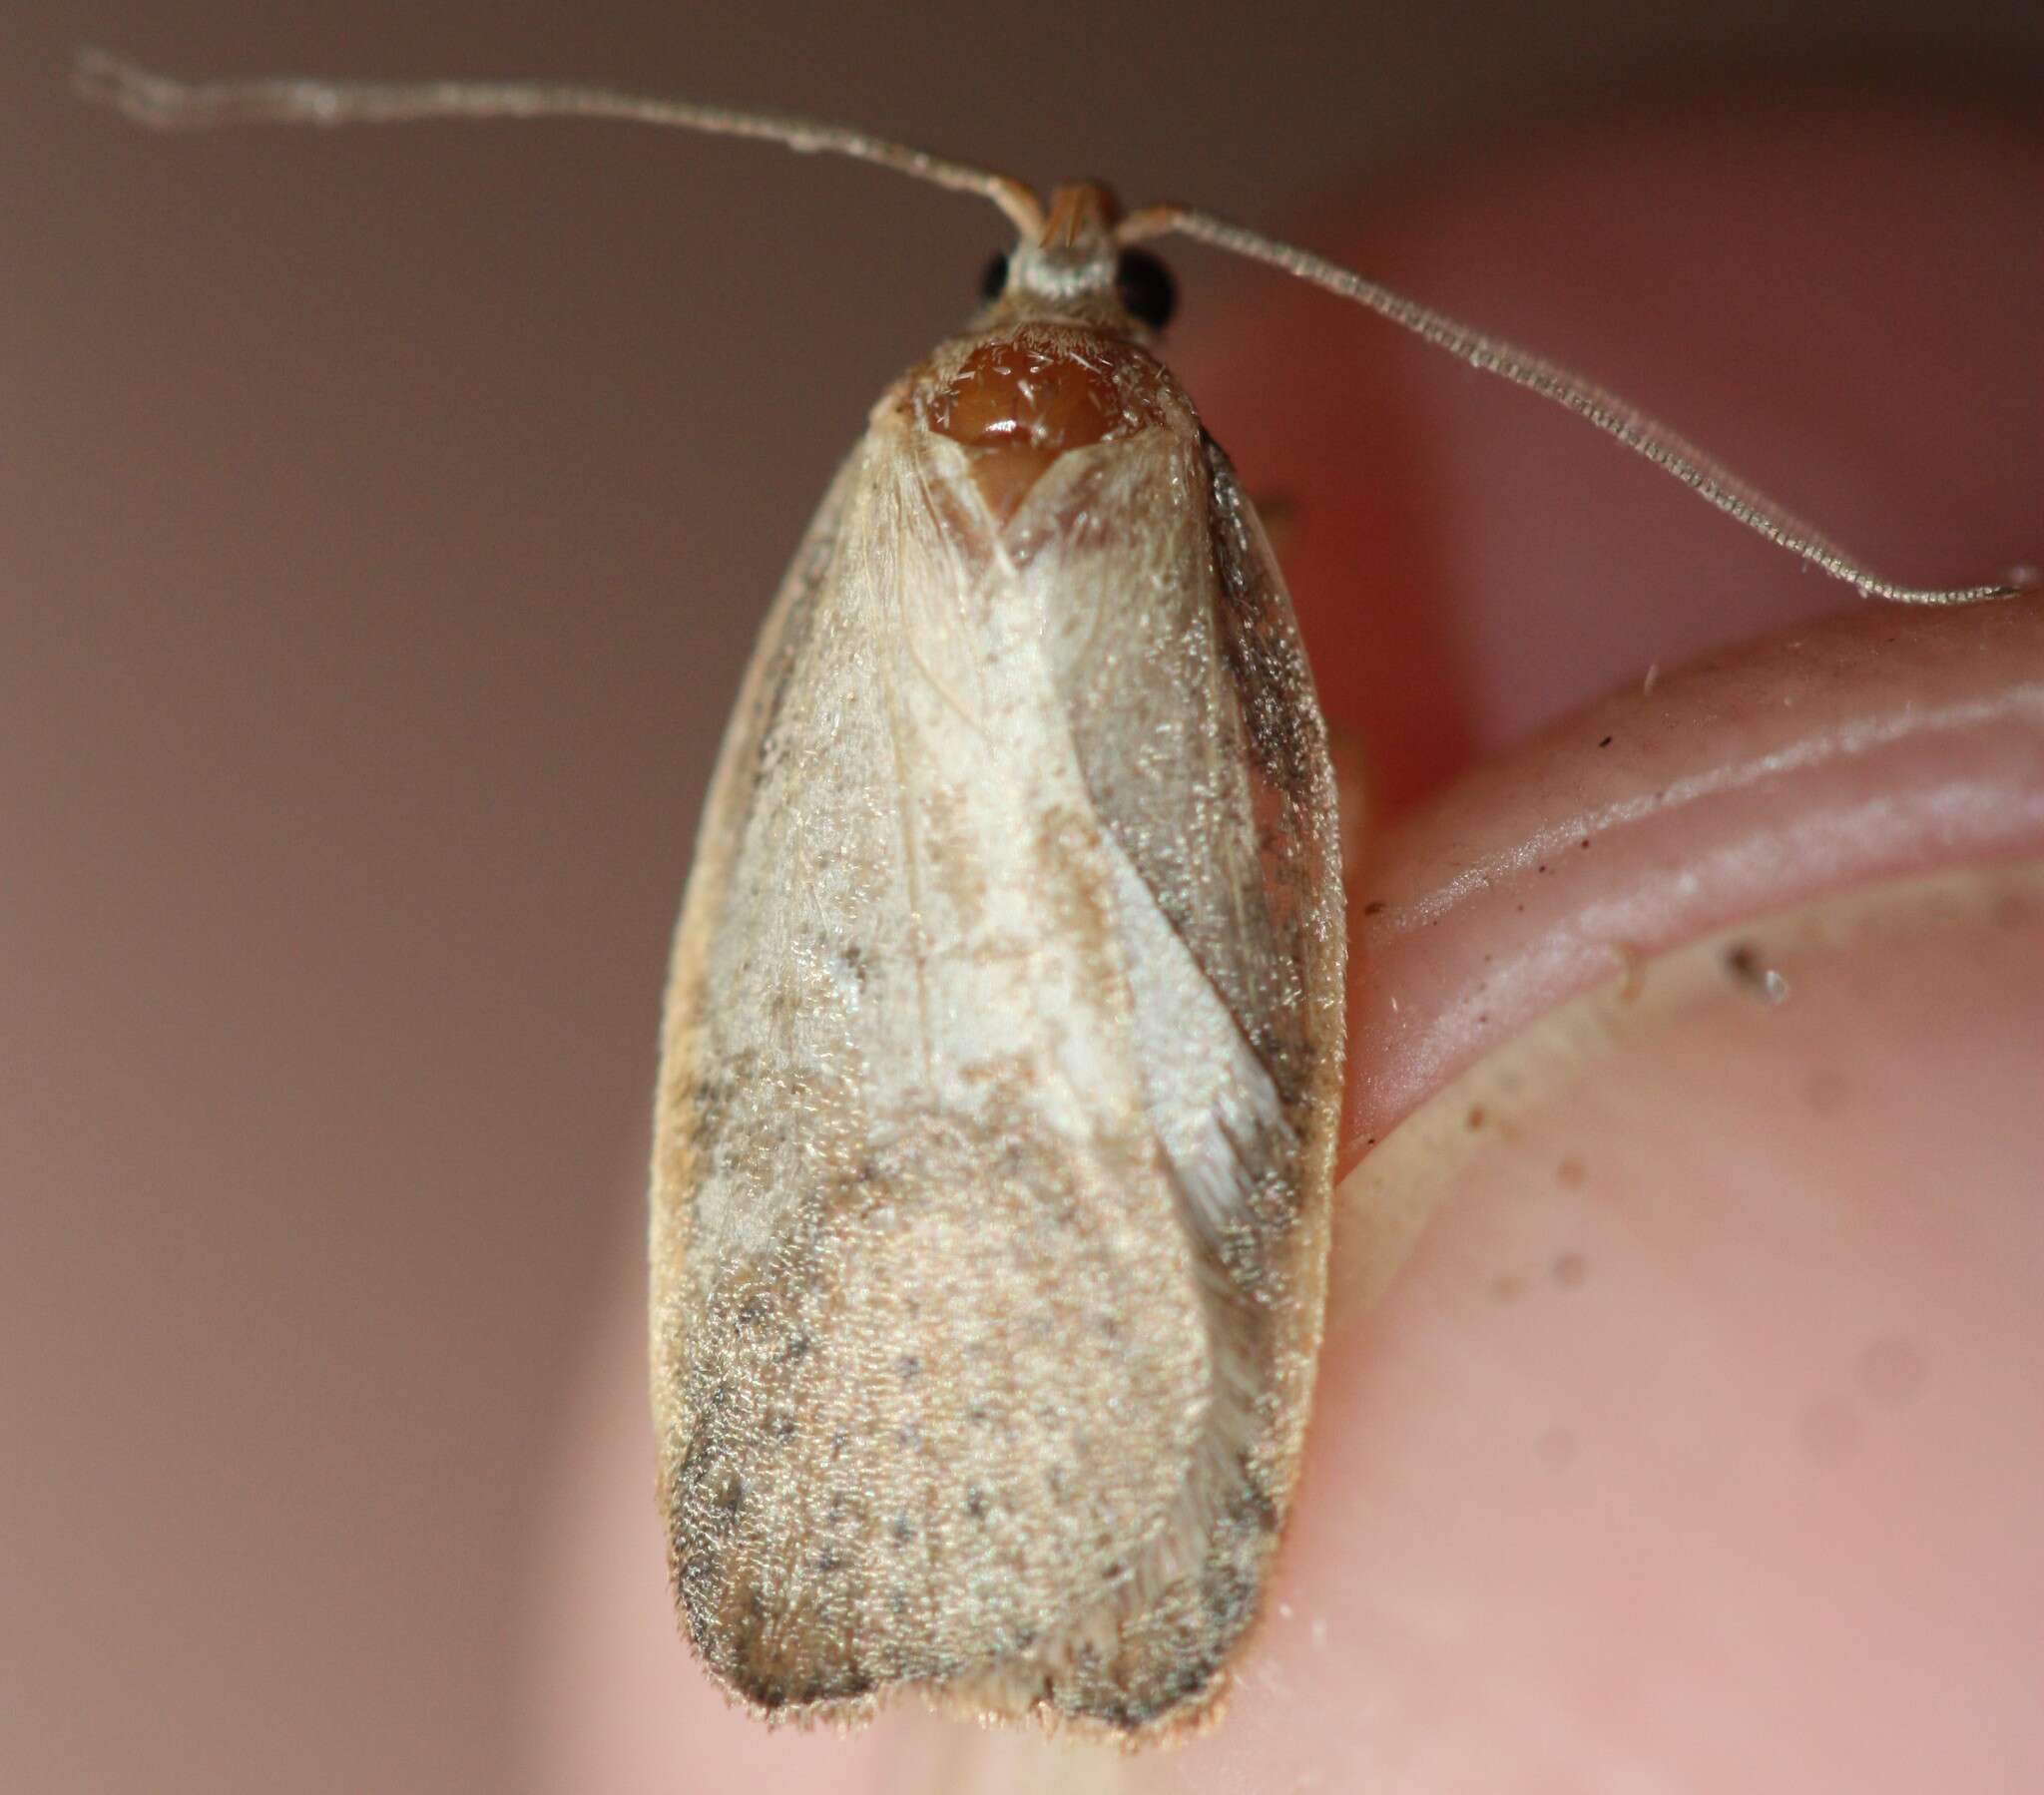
[{"x1": 520, "y1": 96, "x2": 2044, "y2": 1792}]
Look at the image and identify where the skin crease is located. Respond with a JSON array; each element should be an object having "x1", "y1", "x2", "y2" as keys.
[{"x1": 517, "y1": 97, "x2": 2044, "y2": 1792}]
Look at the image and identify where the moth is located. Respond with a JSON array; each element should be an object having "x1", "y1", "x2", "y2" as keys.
[{"x1": 80, "y1": 52, "x2": 2018, "y2": 1744}]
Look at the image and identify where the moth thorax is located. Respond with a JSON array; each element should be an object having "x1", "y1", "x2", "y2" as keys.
[{"x1": 923, "y1": 329, "x2": 1164, "y2": 524}]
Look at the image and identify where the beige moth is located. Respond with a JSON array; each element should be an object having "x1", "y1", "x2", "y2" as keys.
[
  {"x1": 78, "y1": 52, "x2": 2021, "y2": 1745},
  {"x1": 655, "y1": 180, "x2": 1346, "y2": 1737}
]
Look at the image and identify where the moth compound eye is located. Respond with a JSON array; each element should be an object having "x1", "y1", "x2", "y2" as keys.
[
  {"x1": 1114, "y1": 248, "x2": 1176, "y2": 329},
  {"x1": 978, "y1": 251, "x2": 1010, "y2": 303}
]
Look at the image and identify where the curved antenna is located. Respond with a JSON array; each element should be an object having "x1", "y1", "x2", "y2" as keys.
[
  {"x1": 74, "y1": 50, "x2": 1046, "y2": 234},
  {"x1": 73, "y1": 54, "x2": 2026, "y2": 605},
  {"x1": 1122, "y1": 203, "x2": 2020, "y2": 606}
]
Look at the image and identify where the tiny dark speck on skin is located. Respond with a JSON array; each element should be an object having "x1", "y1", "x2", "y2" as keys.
[
  {"x1": 1798, "y1": 1393, "x2": 1860, "y2": 1465},
  {"x1": 1535, "y1": 1426, "x2": 1576, "y2": 1470},
  {"x1": 1804, "y1": 1069, "x2": 1850, "y2": 1114},
  {"x1": 1555, "y1": 1156, "x2": 1587, "y2": 1189},
  {"x1": 1857, "y1": 1334, "x2": 1928, "y2": 1405},
  {"x1": 1491, "y1": 1273, "x2": 1526, "y2": 1304},
  {"x1": 1363, "y1": 899, "x2": 1387, "y2": 916},
  {"x1": 1466, "y1": 1105, "x2": 1487, "y2": 1130},
  {"x1": 1551, "y1": 1252, "x2": 1587, "y2": 1289},
  {"x1": 1725, "y1": 941, "x2": 1789, "y2": 1004}
]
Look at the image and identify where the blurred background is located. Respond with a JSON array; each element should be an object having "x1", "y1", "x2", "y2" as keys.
[{"x1": 6, "y1": 3, "x2": 2041, "y2": 1790}]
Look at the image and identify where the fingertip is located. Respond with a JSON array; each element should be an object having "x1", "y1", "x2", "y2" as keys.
[{"x1": 1175, "y1": 864, "x2": 2044, "y2": 1794}]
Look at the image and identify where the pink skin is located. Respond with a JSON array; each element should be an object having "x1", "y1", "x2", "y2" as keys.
[
  {"x1": 1342, "y1": 600, "x2": 2044, "y2": 1147},
  {"x1": 521, "y1": 98, "x2": 2044, "y2": 1790}
]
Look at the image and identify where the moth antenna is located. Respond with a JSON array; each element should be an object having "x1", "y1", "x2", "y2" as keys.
[
  {"x1": 74, "y1": 49, "x2": 1047, "y2": 234},
  {"x1": 1122, "y1": 202, "x2": 2021, "y2": 606},
  {"x1": 73, "y1": 53, "x2": 2026, "y2": 605}
]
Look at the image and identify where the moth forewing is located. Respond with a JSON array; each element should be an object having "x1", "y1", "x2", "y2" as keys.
[
  {"x1": 647, "y1": 450, "x2": 861, "y2": 1518},
  {"x1": 649, "y1": 304, "x2": 1344, "y2": 1736}
]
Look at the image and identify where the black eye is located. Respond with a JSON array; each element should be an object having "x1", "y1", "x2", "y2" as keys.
[
  {"x1": 1114, "y1": 248, "x2": 1176, "y2": 328},
  {"x1": 978, "y1": 252, "x2": 1009, "y2": 302}
]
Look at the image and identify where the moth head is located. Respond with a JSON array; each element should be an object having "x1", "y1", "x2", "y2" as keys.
[{"x1": 978, "y1": 182, "x2": 1178, "y2": 337}]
